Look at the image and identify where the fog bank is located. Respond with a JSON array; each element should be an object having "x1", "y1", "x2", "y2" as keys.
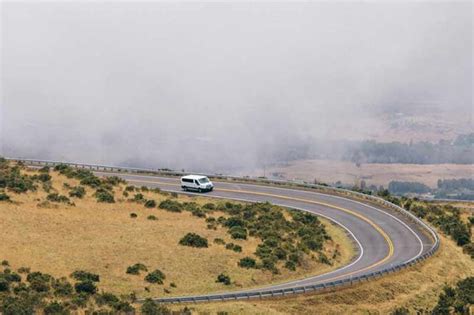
[{"x1": 1, "y1": 1, "x2": 472, "y2": 173}]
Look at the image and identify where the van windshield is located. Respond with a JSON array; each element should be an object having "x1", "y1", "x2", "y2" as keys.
[{"x1": 198, "y1": 177, "x2": 209, "y2": 183}]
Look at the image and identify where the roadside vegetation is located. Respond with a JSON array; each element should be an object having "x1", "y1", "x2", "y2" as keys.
[{"x1": 0, "y1": 159, "x2": 352, "y2": 300}]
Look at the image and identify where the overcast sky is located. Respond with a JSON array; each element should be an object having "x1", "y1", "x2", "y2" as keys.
[{"x1": 1, "y1": 1, "x2": 472, "y2": 172}]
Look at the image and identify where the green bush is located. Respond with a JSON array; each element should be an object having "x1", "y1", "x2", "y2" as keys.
[
  {"x1": 17, "y1": 267, "x2": 30, "y2": 274},
  {"x1": 79, "y1": 176, "x2": 102, "y2": 188},
  {"x1": 126, "y1": 263, "x2": 148, "y2": 275},
  {"x1": 145, "y1": 269, "x2": 166, "y2": 284},
  {"x1": 95, "y1": 292, "x2": 120, "y2": 307},
  {"x1": 214, "y1": 238, "x2": 226, "y2": 245},
  {"x1": 132, "y1": 193, "x2": 145, "y2": 202},
  {"x1": 52, "y1": 278, "x2": 74, "y2": 297},
  {"x1": 191, "y1": 209, "x2": 206, "y2": 218},
  {"x1": 1, "y1": 260, "x2": 9, "y2": 266},
  {"x1": 203, "y1": 203, "x2": 216, "y2": 210},
  {"x1": 144, "y1": 199, "x2": 157, "y2": 208},
  {"x1": 94, "y1": 188, "x2": 115, "y2": 203},
  {"x1": 147, "y1": 215, "x2": 158, "y2": 221},
  {"x1": 130, "y1": 213, "x2": 138, "y2": 218},
  {"x1": 141, "y1": 298, "x2": 171, "y2": 315},
  {"x1": 104, "y1": 176, "x2": 125, "y2": 186},
  {"x1": 238, "y1": 257, "x2": 256, "y2": 269},
  {"x1": 0, "y1": 192, "x2": 10, "y2": 201},
  {"x1": 47, "y1": 193, "x2": 71, "y2": 204},
  {"x1": 285, "y1": 260, "x2": 296, "y2": 271},
  {"x1": 159, "y1": 199, "x2": 182, "y2": 212},
  {"x1": 74, "y1": 281, "x2": 97, "y2": 294},
  {"x1": 26, "y1": 272, "x2": 52, "y2": 292},
  {"x1": 69, "y1": 186, "x2": 86, "y2": 198},
  {"x1": 125, "y1": 185, "x2": 135, "y2": 192},
  {"x1": 225, "y1": 243, "x2": 242, "y2": 253},
  {"x1": 179, "y1": 233, "x2": 208, "y2": 248},
  {"x1": 216, "y1": 273, "x2": 231, "y2": 285},
  {"x1": 35, "y1": 173, "x2": 52, "y2": 183},
  {"x1": 463, "y1": 243, "x2": 474, "y2": 259},
  {"x1": 229, "y1": 226, "x2": 247, "y2": 240},
  {"x1": 70, "y1": 270, "x2": 100, "y2": 282},
  {"x1": 43, "y1": 301, "x2": 69, "y2": 315}
]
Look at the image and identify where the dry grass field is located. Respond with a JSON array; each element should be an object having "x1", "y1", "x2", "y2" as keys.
[
  {"x1": 249, "y1": 159, "x2": 474, "y2": 188},
  {"x1": 170, "y1": 234, "x2": 474, "y2": 314},
  {"x1": 0, "y1": 169, "x2": 354, "y2": 299}
]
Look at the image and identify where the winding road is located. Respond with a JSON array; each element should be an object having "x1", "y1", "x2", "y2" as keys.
[{"x1": 95, "y1": 171, "x2": 437, "y2": 303}]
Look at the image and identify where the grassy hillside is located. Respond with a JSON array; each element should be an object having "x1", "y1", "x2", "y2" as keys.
[
  {"x1": 171, "y1": 233, "x2": 473, "y2": 314},
  {"x1": 0, "y1": 160, "x2": 354, "y2": 313}
]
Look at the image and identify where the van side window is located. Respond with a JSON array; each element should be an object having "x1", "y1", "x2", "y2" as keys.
[{"x1": 182, "y1": 178, "x2": 193, "y2": 183}]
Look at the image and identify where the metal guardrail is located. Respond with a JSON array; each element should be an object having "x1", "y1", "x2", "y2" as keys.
[{"x1": 7, "y1": 157, "x2": 440, "y2": 303}]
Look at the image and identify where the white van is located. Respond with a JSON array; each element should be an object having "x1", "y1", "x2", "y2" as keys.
[{"x1": 180, "y1": 175, "x2": 214, "y2": 192}]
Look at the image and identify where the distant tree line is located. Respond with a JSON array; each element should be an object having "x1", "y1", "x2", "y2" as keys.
[{"x1": 346, "y1": 134, "x2": 474, "y2": 165}]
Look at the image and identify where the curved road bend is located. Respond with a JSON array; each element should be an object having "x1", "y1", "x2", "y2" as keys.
[{"x1": 97, "y1": 172, "x2": 435, "y2": 299}]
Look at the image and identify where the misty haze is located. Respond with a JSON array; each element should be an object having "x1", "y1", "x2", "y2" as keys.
[{"x1": 1, "y1": 1, "x2": 472, "y2": 184}]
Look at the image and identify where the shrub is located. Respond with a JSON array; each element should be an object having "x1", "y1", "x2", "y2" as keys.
[
  {"x1": 285, "y1": 260, "x2": 296, "y2": 271},
  {"x1": 79, "y1": 176, "x2": 102, "y2": 188},
  {"x1": 43, "y1": 301, "x2": 68, "y2": 315},
  {"x1": 144, "y1": 199, "x2": 157, "y2": 208},
  {"x1": 216, "y1": 273, "x2": 231, "y2": 285},
  {"x1": 126, "y1": 263, "x2": 148, "y2": 275},
  {"x1": 170, "y1": 192, "x2": 178, "y2": 198},
  {"x1": 132, "y1": 193, "x2": 145, "y2": 202},
  {"x1": 141, "y1": 298, "x2": 171, "y2": 315},
  {"x1": 70, "y1": 270, "x2": 100, "y2": 282},
  {"x1": 0, "y1": 279, "x2": 8, "y2": 292},
  {"x1": 214, "y1": 238, "x2": 225, "y2": 245},
  {"x1": 130, "y1": 213, "x2": 138, "y2": 218},
  {"x1": 225, "y1": 243, "x2": 242, "y2": 253},
  {"x1": 229, "y1": 226, "x2": 247, "y2": 240},
  {"x1": 462, "y1": 243, "x2": 474, "y2": 259},
  {"x1": 0, "y1": 193, "x2": 10, "y2": 201},
  {"x1": 74, "y1": 281, "x2": 97, "y2": 294},
  {"x1": 1, "y1": 260, "x2": 9, "y2": 266},
  {"x1": 125, "y1": 185, "x2": 135, "y2": 192},
  {"x1": 95, "y1": 292, "x2": 120, "y2": 307},
  {"x1": 17, "y1": 267, "x2": 30, "y2": 274},
  {"x1": 141, "y1": 186, "x2": 149, "y2": 192},
  {"x1": 69, "y1": 186, "x2": 86, "y2": 198},
  {"x1": 145, "y1": 269, "x2": 166, "y2": 284},
  {"x1": 47, "y1": 193, "x2": 71, "y2": 204},
  {"x1": 238, "y1": 257, "x2": 256, "y2": 269},
  {"x1": 203, "y1": 203, "x2": 216, "y2": 210},
  {"x1": 36, "y1": 173, "x2": 51, "y2": 183},
  {"x1": 159, "y1": 199, "x2": 182, "y2": 212},
  {"x1": 104, "y1": 176, "x2": 125, "y2": 186},
  {"x1": 94, "y1": 189, "x2": 115, "y2": 203},
  {"x1": 27, "y1": 271, "x2": 52, "y2": 292},
  {"x1": 179, "y1": 233, "x2": 208, "y2": 248},
  {"x1": 3, "y1": 273, "x2": 21, "y2": 282},
  {"x1": 52, "y1": 278, "x2": 74, "y2": 297},
  {"x1": 147, "y1": 215, "x2": 158, "y2": 221}
]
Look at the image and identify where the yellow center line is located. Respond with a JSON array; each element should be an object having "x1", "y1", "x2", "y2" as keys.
[{"x1": 128, "y1": 178, "x2": 395, "y2": 282}]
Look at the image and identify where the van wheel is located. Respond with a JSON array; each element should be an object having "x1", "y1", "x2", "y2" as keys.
[
  {"x1": 198, "y1": 188, "x2": 202, "y2": 193},
  {"x1": 183, "y1": 187, "x2": 187, "y2": 191}
]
